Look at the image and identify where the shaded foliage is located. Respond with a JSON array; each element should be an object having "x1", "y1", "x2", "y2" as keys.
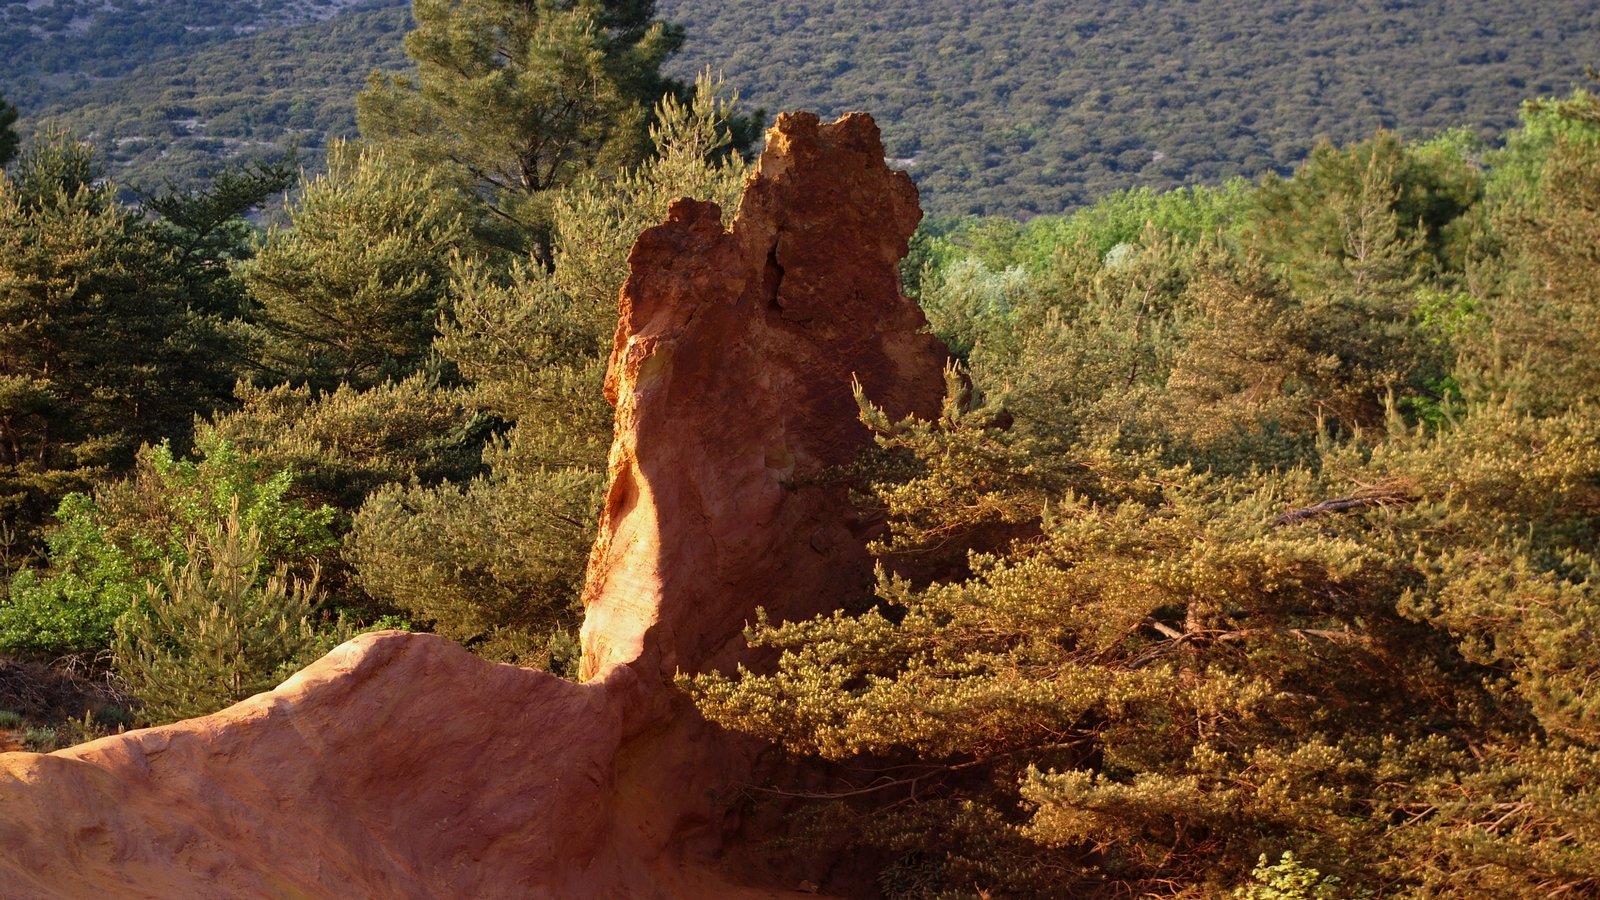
[
  {"x1": 0, "y1": 135, "x2": 244, "y2": 553},
  {"x1": 0, "y1": 91, "x2": 16, "y2": 169},
  {"x1": 688, "y1": 99, "x2": 1600, "y2": 897}
]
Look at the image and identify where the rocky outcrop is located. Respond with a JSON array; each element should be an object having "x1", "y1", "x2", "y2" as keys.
[
  {"x1": 582, "y1": 110, "x2": 947, "y2": 681},
  {"x1": 0, "y1": 634, "x2": 640, "y2": 898},
  {"x1": 0, "y1": 112, "x2": 947, "y2": 898}
]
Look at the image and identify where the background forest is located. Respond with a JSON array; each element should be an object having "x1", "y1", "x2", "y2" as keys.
[
  {"x1": 3, "y1": 0, "x2": 1600, "y2": 216},
  {"x1": 4, "y1": 0, "x2": 1600, "y2": 897}
]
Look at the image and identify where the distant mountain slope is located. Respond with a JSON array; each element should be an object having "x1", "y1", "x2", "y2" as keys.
[
  {"x1": 658, "y1": 0, "x2": 1600, "y2": 216},
  {"x1": 0, "y1": 0, "x2": 395, "y2": 110},
  {"x1": 6, "y1": 0, "x2": 1598, "y2": 215},
  {"x1": 32, "y1": 4, "x2": 409, "y2": 194}
]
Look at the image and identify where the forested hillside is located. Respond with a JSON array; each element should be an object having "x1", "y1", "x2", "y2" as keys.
[
  {"x1": 7, "y1": 0, "x2": 1600, "y2": 214},
  {"x1": 39, "y1": 5, "x2": 411, "y2": 192},
  {"x1": 660, "y1": 0, "x2": 1600, "y2": 215},
  {"x1": 0, "y1": 0, "x2": 392, "y2": 110}
]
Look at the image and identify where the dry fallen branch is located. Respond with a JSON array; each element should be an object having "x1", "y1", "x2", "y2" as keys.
[{"x1": 1273, "y1": 483, "x2": 1418, "y2": 526}]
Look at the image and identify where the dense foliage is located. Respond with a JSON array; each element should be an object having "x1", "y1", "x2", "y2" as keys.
[
  {"x1": 0, "y1": 437, "x2": 337, "y2": 657},
  {"x1": 0, "y1": 67, "x2": 749, "y2": 720},
  {"x1": 356, "y1": 0, "x2": 688, "y2": 255},
  {"x1": 0, "y1": 135, "x2": 252, "y2": 554},
  {"x1": 0, "y1": 0, "x2": 395, "y2": 111},
  {"x1": 658, "y1": 0, "x2": 1599, "y2": 216},
  {"x1": 112, "y1": 502, "x2": 344, "y2": 725},
  {"x1": 685, "y1": 92, "x2": 1600, "y2": 896},
  {"x1": 1, "y1": 0, "x2": 749, "y2": 709},
  {"x1": 0, "y1": 91, "x2": 16, "y2": 168},
  {"x1": 245, "y1": 141, "x2": 471, "y2": 389}
]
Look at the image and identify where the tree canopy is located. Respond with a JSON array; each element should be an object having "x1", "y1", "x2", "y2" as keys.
[
  {"x1": 245, "y1": 141, "x2": 471, "y2": 390},
  {"x1": 0, "y1": 91, "x2": 17, "y2": 169},
  {"x1": 0, "y1": 135, "x2": 244, "y2": 554},
  {"x1": 356, "y1": 0, "x2": 689, "y2": 255}
]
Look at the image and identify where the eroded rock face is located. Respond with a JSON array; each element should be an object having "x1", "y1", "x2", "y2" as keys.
[
  {"x1": 0, "y1": 112, "x2": 947, "y2": 898},
  {"x1": 0, "y1": 634, "x2": 637, "y2": 899},
  {"x1": 582, "y1": 110, "x2": 947, "y2": 682}
]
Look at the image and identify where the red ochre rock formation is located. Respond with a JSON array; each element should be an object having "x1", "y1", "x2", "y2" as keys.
[
  {"x1": 0, "y1": 112, "x2": 948, "y2": 899},
  {"x1": 582, "y1": 109, "x2": 946, "y2": 681}
]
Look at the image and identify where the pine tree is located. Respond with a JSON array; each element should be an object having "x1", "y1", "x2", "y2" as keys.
[
  {"x1": 112, "y1": 501, "x2": 344, "y2": 725},
  {"x1": 1237, "y1": 133, "x2": 1476, "y2": 432},
  {"x1": 245, "y1": 142, "x2": 471, "y2": 391},
  {"x1": 0, "y1": 92, "x2": 17, "y2": 170},
  {"x1": 203, "y1": 376, "x2": 487, "y2": 512},
  {"x1": 1245, "y1": 131, "x2": 1479, "y2": 297},
  {"x1": 0, "y1": 134, "x2": 237, "y2": 553},
  {"x1": 356, "y1": 0, "x2": 687, "y2": 256},
  {"x1": 144, "y1": 157, "x2": 297, "y2": 325},
  {"x1": 1483, "y1": 90, "x2": 1600, "y2": 412}
]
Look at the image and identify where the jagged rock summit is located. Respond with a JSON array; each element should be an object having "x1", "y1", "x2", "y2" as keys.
[
  {"x1": 583, "y1": 109, "x2": 946, "y2": 681},
  {"x1": 0, "y1": 112, "x2": 948, "y2": 899}
]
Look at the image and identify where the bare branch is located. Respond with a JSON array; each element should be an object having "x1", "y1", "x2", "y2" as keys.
[{"x1": 1273, "y1": 485, "x2": 1416, "y2": 526}]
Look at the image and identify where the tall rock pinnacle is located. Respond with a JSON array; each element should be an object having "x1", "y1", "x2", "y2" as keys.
[{"x1": 582, "y1": 110, "x2": 947, "y2": 682}]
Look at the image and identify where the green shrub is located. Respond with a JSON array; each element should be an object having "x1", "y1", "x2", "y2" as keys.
[
  {"x1": 1236, "y1": 853, "x2": 1354, "y2": 900},
  {"x1": 112, "y1": 502, "x2": 346, "y2": 726},
  {"x1": 20, "y1": 726, "x2": 60, "y2": 753},
  {"x1": 0, "y1": 436, "x2": 337, "y2": 657}
]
